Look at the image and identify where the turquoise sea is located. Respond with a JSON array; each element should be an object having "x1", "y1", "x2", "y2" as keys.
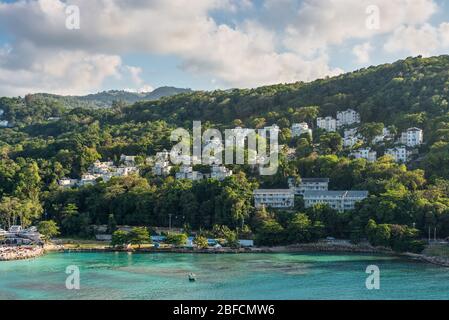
[{"x1": 0, "y1": 252, "x2": 448, "y2": 300}]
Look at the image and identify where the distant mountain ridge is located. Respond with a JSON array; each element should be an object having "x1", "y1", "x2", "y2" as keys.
[{"x1": 32, "y1": 86, "x2": 193, "y2": 109}]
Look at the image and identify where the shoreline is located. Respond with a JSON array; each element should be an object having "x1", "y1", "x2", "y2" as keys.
[
  {"x1": 3, "y1": 242, "x2": 449, "y2": 268},
  {"x1": 0, "y1": 246, "x2": 44, "y2": 261}
]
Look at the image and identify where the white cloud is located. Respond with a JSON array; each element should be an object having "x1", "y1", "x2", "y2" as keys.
[
  {"x1": 383, "y1": 22, "x2": 449, "y2": 56},
  {"x1": 353, "y1": 42, "x2": 373, "y2": 64},
  {"x1": 0, "y1": 0, "x2": 445, "y2": 95},
  {"x1": 0, "y1": 45, "x2": 122, "y2": 96},
  {"x1": 283, "y1": 0, "x2": 437, "y2": 57}
]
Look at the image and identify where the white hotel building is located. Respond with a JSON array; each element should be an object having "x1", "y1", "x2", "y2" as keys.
[
  {"x1": 303, "y1": 190, "x2": 369, "y2": 212},
  {"x1": 175, "y1": 166, "x2": 204, "y2": 181},
  {"x1": 317, "y1": 117, "x2": 337, "y2": 132},
  {"x1": 291, "y1": 123, "x2": 313, "y2": 138},
  {"x1": 400, "y1": 128, "x2": 423, "y2": 147},
  {"x1": 253, "y1": 189, "x2": 295, "y2": 209},
  {"x1": 288, "y1": 178, "x2": 330, "y2": 195},
  {"x1": 210, "y1": 165, "x2": 233, "y2": 181},
  {"x1": 351, "y1": 148, "x2": 377, "y2": 162},
  {"x1": 385, "y1": 146, "x2": 410, "y2": 163},
  {"x1": 336, "y1": 109, "x2": 361, "y2": 128}
]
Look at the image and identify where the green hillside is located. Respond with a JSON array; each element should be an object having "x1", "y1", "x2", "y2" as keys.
[{"x1": 1, "y1": 55, "x2": 449, "y2": 250}]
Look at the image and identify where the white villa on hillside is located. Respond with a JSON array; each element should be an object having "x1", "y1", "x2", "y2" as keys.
[
  {"x1": 288, "y1": 178, "x2": 330, "y2": 195},
  {"x1": 337, "y1": 109, "x2": 361, "y2": 127},
  {"x1": 303, "y1": 190, "x2": 368, "y2": 212},
  {"x1": 351, "y1": 148, "x2": 377, "y2": 162},
  {"x1": 120, "y1": 154, "x2": 136, "y2": 166},
  {"x1": 253, "y1": 189, "x2": 295, "y2": 209},
  {"x1": 373, "y1": 127, "x2": 393, "y2": 144},
  {"x1": 210, "y1": 165, "x2": 232, "y2": 181},
  {"x1": 400, "y1": 128, "x2": 423, "y2": 147},
  {"x1": 153, "y1": 161, "x2": 172, "y2": 176},
  {"x1": 386, "y1": 146, "x2": 410, "y2": 163},
  {"x1": 176, "y1": 166, "x2": 204, "y2": 181},
  {"x1": 89, "y1": 160, "x2": 115, "y2": 174},
  {"x1": 291, "y1": 123, "x2": 312, "y2": 138},
  {"x1": 58, "y1": 178, "x2": 78, "y2": 188},
  {"x1": 317, "y1": 117, "x2": 337, "y2": 132}
]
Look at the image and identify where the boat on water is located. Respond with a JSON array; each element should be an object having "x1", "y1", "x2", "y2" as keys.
[{"x1": 188, "y1": 273, "x2": 196, "y2": 282}]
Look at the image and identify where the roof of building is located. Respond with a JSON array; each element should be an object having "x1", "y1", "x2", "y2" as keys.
[
  {"x1": 303, "y1": 190, "x2": 368, "y2": 198},
  {"x1": 253, "y1": 189, "x2": 294, "y2": 194},
  {"x1": 300, "y1": 178, "x2": 330, "y2": 183},
  {"x1": 407, "y1": 127, "x2": 423, "y2": 132}
]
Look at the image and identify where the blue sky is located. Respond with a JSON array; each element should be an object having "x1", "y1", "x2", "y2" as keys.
[{"x1": 0, "y1": 0, "x2": 449, "y2": 96}]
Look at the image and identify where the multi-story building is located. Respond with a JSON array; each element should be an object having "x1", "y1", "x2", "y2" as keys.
[
  {"x1": 288, "y1": 178, "x2": 330, "y2": 195},
  {"x1": 351, "y1": 148, "x2": 377, "y2": 162},
  {"x1": 155, "y1": 150, "x2": 170, "y2": 162},
  {"x1": 385, "y1": 146, "x2": 409, "y2": 163},
  {"x1": 153, "y1": 161, "x2": 172, "y2": 176},
  {"x1": 175, "y1": 166, "x2": 204, "y2": 181},
  {"x1": 400, "y1": 128, "x2": 423, "y2": 147},
  {"x1": 58, "y1": 178, "x2": 78, "y2": 188},
  {"x1": 317, "y1": 117, "x2": 337, "y2": 132},
  {"x1": 78, "y1": 174, "x2": 99, "y2": 186},
  {"x1": 210, "y1": 165, "x2": 233, "y2": 181},
  {"x1": 303, "y1": 190, "x2": 368, "y2": 212},
  {"x1": 291, "y1": 123, "x2": 312, "y2": 138},
  {"x1": 253, "y1": 189, "x2": 295, "y2": 209},
  {"x1": 373, "y1": 128, "x2": 393, "y2": 144},
  {"x1": 336, "y1": 109, "x2": 361, "y2": 128},
  {"x1": 89, "y1": 160, "x2": 115, "y2": 174},
  {"x1": 116, "y1": 166, "x2": 139, "y2": 176},
  {"x1": 120, "y1": 154, "x2": 136, "y2": 166}
]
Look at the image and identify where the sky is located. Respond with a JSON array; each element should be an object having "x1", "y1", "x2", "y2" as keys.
[{"x1": 0, "y1": 0, "x2": 449, "y2": 96}]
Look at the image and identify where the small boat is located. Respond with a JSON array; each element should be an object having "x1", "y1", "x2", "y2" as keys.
[{"x1": 188, "y1": 273, "x2": 196, "y2": 282}]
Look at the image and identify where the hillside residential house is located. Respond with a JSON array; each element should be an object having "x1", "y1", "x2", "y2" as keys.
[
  {"x1": 386, "y1": 146, "x2": 410, "y2": 163},
  {"x1": 288, "y1": 178, "x2": 330, "y2": 195},
  {"x1": 89, "y1": 160, "x2": 115, "y2": 174},
  {"x1": 317, "y1": 117, "x2": 337, "y2": 132},
  {"x1": 176, "y1": 166, "x2": 204, "y2": 181},
  {"x1": 253, "y1": 189, "x2": 295, "y2": 209},
  {"x1": 400, "y1": 128, "x2": 423, "y2": 147},
  {"x1": 336, "y1": 109, "x2": 361, "y2": 127},
  {"x1": 351, "y1": 148, "x2": 377, "y2": 162},
  {"x1": 58, "y1": 178, "x2": 78, "y2": 188},
  {"x1": 303, "y1": 190, "x2": 369, "y2": 212},
  {"x1": 153, "y1": 161, "x2": 172, "y2": 176},
  {"x1": 373, "y1": 127, "x2": 393, "y2": 144},
  {"x1": 120, "y1": 154, "x2": 136, "y2": 166},
  {"x1": 291, "y1": 122, "x2": 313, "y2": 138},
  {"x1": 210, "y1": 165, "x2": 233, "y2": 181}
]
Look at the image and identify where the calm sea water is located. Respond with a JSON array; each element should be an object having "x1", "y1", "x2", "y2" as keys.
[{"x1": 0, "y1": 252, "x2": 448, "y2": 300}]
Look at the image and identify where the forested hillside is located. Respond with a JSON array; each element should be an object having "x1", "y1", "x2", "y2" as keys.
[
  {"x1": 1, "y1": 55, "x2": 449, "y2": 250},
  {"x1": 26, "y1": 86, "x2": 193, "y2": 109}
]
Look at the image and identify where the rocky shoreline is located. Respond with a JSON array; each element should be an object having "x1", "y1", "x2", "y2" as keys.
[
  {"x1": 48, "y1": 241, "x2": 393, "y2": 255},
  {"x1": 3, "y1": 242, "x2": 449, "y2": 268},
  {"x1": 0, "y1": 246, "x2": 44, "y2": 261}
]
